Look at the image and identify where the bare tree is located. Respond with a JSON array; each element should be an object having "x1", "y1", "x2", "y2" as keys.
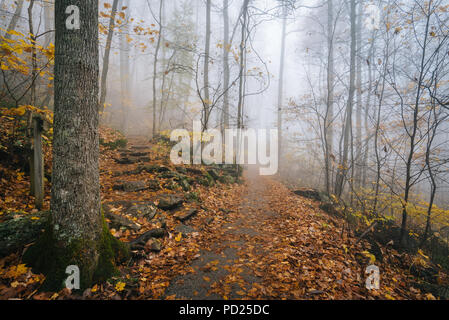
[
  {"x1": 334, "y1": 0, "x2": 356, "y2": 198},
  {"x1": 99, "y1": 0, "x2": 120, "y2": 113}
]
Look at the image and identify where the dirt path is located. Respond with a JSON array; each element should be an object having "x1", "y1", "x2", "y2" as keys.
[{"x1": 165, "y1": 166, "x2": 283, "y2": 299}]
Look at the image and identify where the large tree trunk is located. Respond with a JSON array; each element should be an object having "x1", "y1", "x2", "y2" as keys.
[
  {"x1": 99, "y1": 0, "x2": 119, "y2": 113},
  {"x1": 24, "y1": 0, "x2": 128, "y2": 291}
]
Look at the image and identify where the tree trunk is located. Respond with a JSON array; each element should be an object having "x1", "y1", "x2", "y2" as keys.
[
  {"x1": 354, "y1": 1, "x2": 362, "y2": 189},
  {"x1": 324, "y1": 0, "x2": 334, "y2": 195},
  {"x1": 400, "y1": 2, "x2": 432, "y2": 246},
  {"x1": 24, "y1": 0, "x2": 128, "y2": 291},
  {"x1": 152, "y1": 0, "x2": 163, "y2": 137},
  {"x1": 99, "y1": 0, "x2": 119, "y2": 113},
  {"x1": 362, "y1": 32, "x2": 375, "y2": 188},
  {"x1": 4, "y1": 0, "x2": 24, "y2": 39},
  {"x1": 43, "y1": 0, "x2": 54, "y2": 47},
  {"x1": 222, "y1": 0, "x2": 230, "y2": 130},
  {"x1": 334, "y1": 0, "x2": 356, "y2": 198},
  {"x1": 235, "y1": 0, "x2": 250, "y2": 177},
  {"x1": 202, "y1": 0, "x2": 211, "y2": 131},
  {"x1": 277, "y1": 3, "x2": 287, "y2": 173},
  {"x1": 32, "y1": 116, "x2": 44, "y2": 210},
  {"x1": 119, "y1": 0, "x2": 130, "y2": 134}
]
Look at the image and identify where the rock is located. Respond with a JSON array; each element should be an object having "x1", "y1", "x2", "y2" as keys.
[
  {"x1": 113, "y1": 167, "x2": 143, "y2": 176},
  {"x1": 157, "y1": 194, "x2": 184, "y2": 210},
  {"x1": 308, "y1": 289, "x2": 325, "y2": 295},
  {"x1": 319, "y1": 202, "x2": 339, "y2": 217},
  {"x1": 186, "y1": 167, "x2": 204, "y2": 175},
  {"x1": 127, "y1": 152, "x2": 150, "y2": 157},
  {"x1": 148, "y1": 180, "x2": 161, "y2": 191},
  {"x1": 113, "y1": 181, "x2": 148, "y2": 192},
  {"x1": 175, "y1": 208, "x2": 198, "y2": 222},
  {"x1": 159, "y1": 216, "x2": 167, "y2": 229},
  {"x1": 293, "y1": 189, "x2": 322, "y2": 201},
  {"x1": 130, "y1": 145, "x2": 149, "y2": 150},
  {"x1": 163, "y1": 181, "x2": 178, "y2": 190},
  {"x1": 179, "y1": 179, "x2": 191, "y2": 191},
  {"x1": 148, "y1": 238, "x2": 162, "y2": 252},
  {"x1": 185, "y1": 192, "x2": 200, "y2": 203},
  {"x1": 104, "y1": 211, "x2": 141, "y2": 231},
  {"x1": 129, "y1": 228, "x2": 166, "y2": 246},
  {"x1": 221, "y1": 165, "x2": 242, "y2": 177},
  {"x1": 207, "y1": 169, "x2": 220, "y2": 180},
  {"x1": 114, "y1": 157, "x2": 136, "y2": 165},
  {"x1": 127, "y1": 203, "x2": 157, "y2": 221},
  {"x1": 218, "y1": 175, "x2": 235, "y2": 184},
  {"x1": 0, "y1": 212, "x2": 48, "y2": 257},
  {"x1": 114, "y1": 156, "x2": 149, "y2": 165},
  {"x1": 159, "y1": 171, "x2": 178, "y2": 179},
  {"x1": 175, "y1": 224, "x2": 196, "y2": 235},
  {"x1": 140, "y1": 164, "x2": 170, "y2": 173},
  {"x1": 198, "y1": 173, "x2": 215, "y2": 186},
  {"x1": 175, "y1": 166, "x2": 187, "y2": 174}
]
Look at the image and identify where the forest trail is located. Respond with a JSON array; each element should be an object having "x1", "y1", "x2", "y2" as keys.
[
  {"x1": 165, "y1": 166, "x2": 272, "y2": 299},
  {"x1": 0, "y1": 133, "x2": 435, "y2": 300},
  {"x1": 103, "y1": 136, "x2": 423, "y2": 300}
]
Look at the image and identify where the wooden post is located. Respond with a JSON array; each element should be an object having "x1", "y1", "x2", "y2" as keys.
[{"x1": 33, "y1": 116, "x2": 44, "y2": 210}]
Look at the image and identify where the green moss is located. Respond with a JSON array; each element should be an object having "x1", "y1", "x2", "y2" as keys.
[
  {"x1": 23, "y1": 209, "x2": 130, "y2": 292},
  {"x1": 93, "y1": 215, "x2": 130, "y2": 283},
  {"x1": 185, "y1": 191, "x2": 200, "y2": 203},
  {"x1": 100, "y1": 138, "x2": 128, "y2": 150}
]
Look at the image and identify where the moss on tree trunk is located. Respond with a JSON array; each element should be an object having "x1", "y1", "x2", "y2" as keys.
[{"x1": 23, "y1": 211, "x2": 129, "y2": 292}]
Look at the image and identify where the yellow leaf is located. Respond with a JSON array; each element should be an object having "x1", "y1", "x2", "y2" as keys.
[
  {"x1": 425, "y1": 293, "x2": 436, "y2": 300},
  {"x1": 361, "y1": 251, "x2": 376, "y2": 264},
  {"x1": 115, "y1": 281, "x2": 126, "y2": 292},
  {"x1": 384, "y1": 293, "x2": 395, "y2": 300}
]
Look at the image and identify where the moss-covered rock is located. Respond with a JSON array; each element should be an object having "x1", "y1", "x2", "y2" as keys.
[
  {"x1": 218, "y1": 175, "x2": 235, "y2": 184},
  {"x1": 100, "y1": 138, "x2": 128, "y2": 150},
  {"x1": 0, "y1": 211, "x2": 48, "y2": 257}
]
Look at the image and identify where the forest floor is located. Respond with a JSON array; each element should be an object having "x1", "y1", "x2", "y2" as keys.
[{"x1": 0, "y1": 128, "x2": 446, "y2": 300}]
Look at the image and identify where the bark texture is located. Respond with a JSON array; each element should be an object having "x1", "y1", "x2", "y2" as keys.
[{"x1": 23, "y1": 0, "x2": 129, "y2": 291}]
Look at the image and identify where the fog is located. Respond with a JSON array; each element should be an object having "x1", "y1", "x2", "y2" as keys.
[{"x1": 1, "y1": 0, "x2": 449, "y2": 236}]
